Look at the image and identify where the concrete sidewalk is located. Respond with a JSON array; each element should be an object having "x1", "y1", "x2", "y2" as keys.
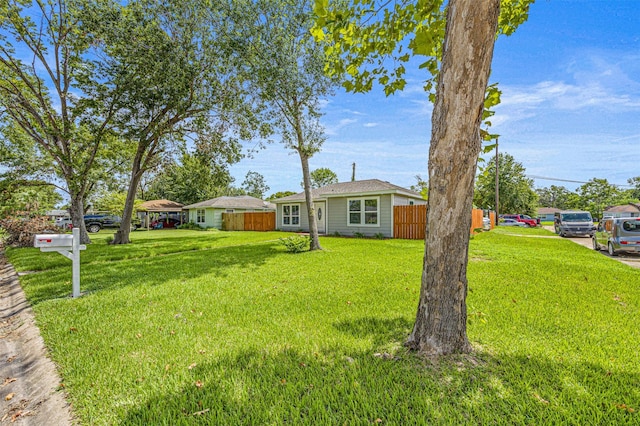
[{"x1": 0, "y1": 253, "x2": 73, "y2": 425}]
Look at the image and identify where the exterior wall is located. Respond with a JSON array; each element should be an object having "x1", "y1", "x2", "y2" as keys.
[
  {"x1": 393, "y1": 195, "x2": 427, "y2": 206},
  {"x1": 276, "y1": 202, "x2": 309, "y2": 232},
  {"x1": 538, "y1": 213, "x2": 556, "y2": 222},
  {"x1": 275, "y1": 193, "x2": 423, "y2": 237},
  {"x1": 603, "y1": 211, "x2": 640, "y2": 219},
  {"x1": 188, "y1": 208, "x2": 275, "y2": 228},
  {"x1": 327, "y1": 194, "x2": 393, "y2": 237}
]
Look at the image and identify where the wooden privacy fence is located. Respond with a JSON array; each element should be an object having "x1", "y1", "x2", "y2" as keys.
[
  {"x1": 393, "y1": 206, "x2": 491, "y2": 240},
  {"x1": 393, "y1": 205, "x2": 427, "y2": 239},
  {"x1": 222, "y1": 212, "x2": 275, "y2": 232}
]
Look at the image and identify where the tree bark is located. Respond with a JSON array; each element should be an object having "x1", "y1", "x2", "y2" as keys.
[
  {"x1": 299, "y1": 151, "x2": 322, "y2": 251},
  {"x1": 112, "y1": 145, "x2": 147, "y2": 245},
  {"x1": 406, "y1": 0, "x2": 500, "y2": 356},
  {"x1": 69, "y1": 193, "x2": 91, "y2": 245}
]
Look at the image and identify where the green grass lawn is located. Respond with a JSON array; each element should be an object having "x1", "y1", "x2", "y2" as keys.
[{"x1": 6, "y1": 228, "x2": 640, "y2": 424}]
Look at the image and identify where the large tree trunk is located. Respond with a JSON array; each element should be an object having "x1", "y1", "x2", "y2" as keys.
[
  {"x1": 299, "y1": 152, "x2": 322, "y2": 251},
  {"x1": 406, "y1": 0, "x2": 500, "y2": 356},
  {"x1": 69, "y1": 192, "x2": 91, "y2": 245},
  {"x1": 112, "y1": 146, "x2": 146, "y2": 245}
]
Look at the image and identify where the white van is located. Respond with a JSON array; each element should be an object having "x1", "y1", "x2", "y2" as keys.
[{"x1": 554, "y1": 210, "x2": 595, "y2": 238}]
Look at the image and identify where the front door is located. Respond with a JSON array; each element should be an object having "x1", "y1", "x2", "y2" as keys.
[{"x1": 316, "y1": 202, "x2": 326, "y2": 234}]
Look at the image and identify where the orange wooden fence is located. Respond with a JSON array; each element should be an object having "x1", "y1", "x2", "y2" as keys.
[
  {"x1": 393, "y1": 206, "x2": 492, "y2": 239},
  {"x1": 393, "y1": 205, "x2": 427, "y2": 239},
  {"x1": 222, "y1": 212, "x2": 275, "y2": 231}
]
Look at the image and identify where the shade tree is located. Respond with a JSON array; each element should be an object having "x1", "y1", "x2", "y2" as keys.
[
  {"x1": 314, "y1": 0, "x2": 533, "y2": 355},
  {"x1": 224, "y1": 0, "x2": 339, "y2": 251}
]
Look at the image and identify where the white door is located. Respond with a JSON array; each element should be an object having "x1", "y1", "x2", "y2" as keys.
[{"x1": 316, "y1": 202, "x2": 326, "y2": 234}]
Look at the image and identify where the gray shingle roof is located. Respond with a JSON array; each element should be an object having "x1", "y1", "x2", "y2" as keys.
[
  {"x1": 605, "y1": 203, "x2": 640, "y2": 213},
  {"x1": 272, "y1": 179, "x2": 422, "y2": 202},
  {"x1": 183, "y1": 196, "x2": 275, "y2": 210}
]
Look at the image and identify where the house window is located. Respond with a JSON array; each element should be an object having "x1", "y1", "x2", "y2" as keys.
[
  {"x1": 348, "y1": 197, "x2": 379, "y2": 226},
  {"x1": 282, "y1": 204, "x2": 300, "y2": 226},
  {"x1": 196, "y1": 209, "x2": 206, "y2": 224}
]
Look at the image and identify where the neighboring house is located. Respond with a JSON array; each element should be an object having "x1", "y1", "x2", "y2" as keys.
[
  {"x1": 537, "y1": 207, "x2": 561, "y2": 222},
  {"x1": 603, "y1": 203, "x2": 640, "y2": 218},
  {"x1": 183, "y1": 196, "x2": 276, "y2": 229},
  {"x1": 272, "y1": 179, "x2": 427, "y2": 238},
  {"x1": 45, "y1": 209, "x2": 70, "y2": 220}
]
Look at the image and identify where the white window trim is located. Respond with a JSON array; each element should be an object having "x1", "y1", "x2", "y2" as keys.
[
  {"x1": 196, "y1": 209, "x2": 206, "y2": 224},
  {"x1": 282, "y1": 204, "x2": 301, "y2": 227},
  {"x1": 347, "y1": 196, "x2": 380, "y2": 227}
]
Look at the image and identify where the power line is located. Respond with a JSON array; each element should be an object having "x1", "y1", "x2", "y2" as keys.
[{"x1": 527, "y1": 175, "x2": 634, "y2": 188}]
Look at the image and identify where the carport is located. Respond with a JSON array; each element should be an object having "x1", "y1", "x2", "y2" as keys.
[{"x1": 137, "y1": 199, "x2": 185, "y2": 230}]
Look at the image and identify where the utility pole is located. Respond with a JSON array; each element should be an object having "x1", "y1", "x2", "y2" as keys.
[
  {"x1": 495, "y1": 137, "x2": 499, "y2": 226},
  {"x1": 351, "y1": 162, "x2": 356, "y2": 181}
]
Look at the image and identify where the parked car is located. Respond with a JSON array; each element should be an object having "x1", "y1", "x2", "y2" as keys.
[
  {"x1": 500, "y1": 214, "x2": 538, "y2": 227},
  {"x1": 593, "y1": 217, "x2": 640, "y2": 256},
  {"x1": 554, "y1": 210, "x2": 595, "y2": 237},
  {"x1": 149, "y1": 217, "x2": 181, "y2": 229},
  {"x1": 499, "y1": 218, "x2": 526, "y2": 227},
  {"x1": 55, "y1": 217, "x2": 72, "y2": 229},
  {"x1": 84, "y1": 214, "x2": 140, "y2": 233}
]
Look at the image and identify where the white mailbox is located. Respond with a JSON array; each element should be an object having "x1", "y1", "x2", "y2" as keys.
[
  {"x1": 33, "y1": 228, "x2": 86, "y2": 298},
  {"x1": 34, "y1": 234, "x2": 74, "y2": 248}
]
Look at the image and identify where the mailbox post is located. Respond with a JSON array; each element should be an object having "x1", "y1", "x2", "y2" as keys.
[{"x1": 34, "y1": 228, "x2": 86, "y2": 298}]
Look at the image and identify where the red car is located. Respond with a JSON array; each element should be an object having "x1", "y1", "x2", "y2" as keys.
[
  {"x1": 149, "y1": 218, "x2": 181, "y2": 229},
  {"x1": 500, "y1": 214, "x2": 538, "y2": 227}
]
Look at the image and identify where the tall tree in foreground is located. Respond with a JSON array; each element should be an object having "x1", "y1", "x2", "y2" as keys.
[
  {"x1": 315, "y1": 0, "x2": 532, "y2": 355},
  {"x1": 85, "y1": 0, "x2": 250, "y2": 244},
  {"x1": 0, "y1": 0, "x2": 117, "y2": 244},
  {"x1": 406, "y1": 0, "x2": 501, "y2": 354},
  {"x1": 227, "y1": 0, "x2": 337, "y2": 251}
]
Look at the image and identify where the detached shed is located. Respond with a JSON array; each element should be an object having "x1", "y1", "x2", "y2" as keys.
[{"x1": 137, "y1": 199, "x2": 185, "y2": 229}]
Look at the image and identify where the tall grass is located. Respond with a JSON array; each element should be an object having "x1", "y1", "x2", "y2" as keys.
[{"x1": 6, "y1": 228, "x2": 640, "y2": 424}]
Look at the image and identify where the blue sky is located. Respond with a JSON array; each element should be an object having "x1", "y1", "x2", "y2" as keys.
[{"x1": 230, "y1": 0, "x2": 640, "y2": 196}]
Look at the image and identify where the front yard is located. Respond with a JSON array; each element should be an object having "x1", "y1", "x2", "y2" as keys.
[{"x1": 6, "y1": 228, "x2": 640, "y2": 424}]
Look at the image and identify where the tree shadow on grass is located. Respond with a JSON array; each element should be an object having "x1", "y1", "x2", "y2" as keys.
[
  {"x1": 118, "y1": 345, "x2": 640, "y2": 425},
  {"x1": 332, "y1": 316, "x2": 414, "y2": 347},
  {"x1": 19, "y1": 241, "x2": 283, "y2": 304}
]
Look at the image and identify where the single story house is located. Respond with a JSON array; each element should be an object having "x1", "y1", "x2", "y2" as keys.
[
  {"x1": 272, "y1": 179, "x2": 427, "y2": 238},
  {"x1": 183, "y1": 195, "x2": 275, "y2": 229},
  {"x1": 537, "y1": 207, "x2": 561, "y2": 222},
  {"x1": 603, "y1": 203, "x2": 640, "y2": 218}
]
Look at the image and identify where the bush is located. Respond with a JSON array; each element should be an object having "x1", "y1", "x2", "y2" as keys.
[
  {"x1": 0, "y1": 216, "x2": 59, "y2": 247},
  {"x1": 176, "y1": 221, "x2": 203, "y2": 230},
  {"x1": 278, "y1": 235, "x2": 310, "y2": 253}
]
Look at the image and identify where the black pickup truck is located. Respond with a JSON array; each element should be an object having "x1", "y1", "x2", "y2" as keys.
[{"x1": 84, "y1": 215, "x2": 140, "y2": 233}]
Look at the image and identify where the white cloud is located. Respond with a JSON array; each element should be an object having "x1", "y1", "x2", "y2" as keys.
[
  {"x1": 363, "y1": 122, "x2": 379, "y2": 128},
  {"x1": 324, "y1": 118, "x2": 358, "y2": 136}
]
